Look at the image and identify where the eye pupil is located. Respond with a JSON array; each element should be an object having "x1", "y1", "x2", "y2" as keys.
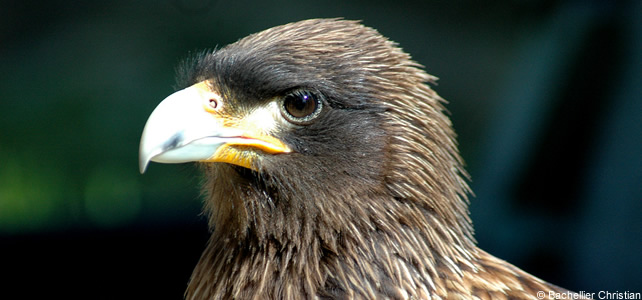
[
  {"x1": 282, "y1": 91, "x2": 322, "y2": 123},
  {"x1": 286, "y1": 94, "x2": 312, "y2": 117}
]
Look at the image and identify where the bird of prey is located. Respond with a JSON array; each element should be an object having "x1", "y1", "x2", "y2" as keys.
[{"x1": 139, "y1": 19, "x2": 579, "y2": 299}]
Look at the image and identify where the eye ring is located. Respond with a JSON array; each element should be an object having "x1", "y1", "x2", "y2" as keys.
[{"x1": 280, "y1": 90, "x2": 323, "y2": 125}]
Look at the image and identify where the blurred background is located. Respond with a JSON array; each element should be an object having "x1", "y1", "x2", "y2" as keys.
[{"x1": 1, "y1": 0, "x2": 640, "y2": 298}]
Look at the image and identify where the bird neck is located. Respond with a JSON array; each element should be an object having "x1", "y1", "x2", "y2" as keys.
[
  {"x1": 186, "y1": 203, "x2": 480, "y2": 299},
  {"x1": 187, "y1": 165, "x2": 480, "y2": 298}
]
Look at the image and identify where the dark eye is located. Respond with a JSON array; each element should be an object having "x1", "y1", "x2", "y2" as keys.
[{"x1": 281, "y1": 90, "x2": 323, "y2": 124}]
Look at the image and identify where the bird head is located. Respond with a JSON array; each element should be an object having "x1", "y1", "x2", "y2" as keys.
[
  {"x1": 137, "y1": 19, "x2": 577, "y2": 300},
  {"x1": 140, "y1": 18, "x2": 472, "y2": 250}
]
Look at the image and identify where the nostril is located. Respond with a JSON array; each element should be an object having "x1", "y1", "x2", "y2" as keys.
[
  {"x1": 202, "y1": 91, "x2": 222, "y2": 113},
  {"x1": 209, "y1": 98, "x2": 218, "y2": 109}
]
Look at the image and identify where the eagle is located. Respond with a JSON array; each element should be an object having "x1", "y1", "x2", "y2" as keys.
[{"x1": 139, "y1": 19, "x2": 578, "y2": 299}]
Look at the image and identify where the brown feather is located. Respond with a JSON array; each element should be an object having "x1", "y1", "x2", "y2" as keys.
[{"x1": 177, "y1": 19, "x2": 583, "y2": 300}]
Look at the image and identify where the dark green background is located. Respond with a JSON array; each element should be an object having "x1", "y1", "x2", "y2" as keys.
[{"x1": 1, "y1": 0, "x2": 640, "y2": 298}]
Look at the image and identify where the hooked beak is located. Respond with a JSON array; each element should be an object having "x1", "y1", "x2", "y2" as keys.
[{"x1": 139, "y1": 81, "x2": 290, "y2": 173}]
